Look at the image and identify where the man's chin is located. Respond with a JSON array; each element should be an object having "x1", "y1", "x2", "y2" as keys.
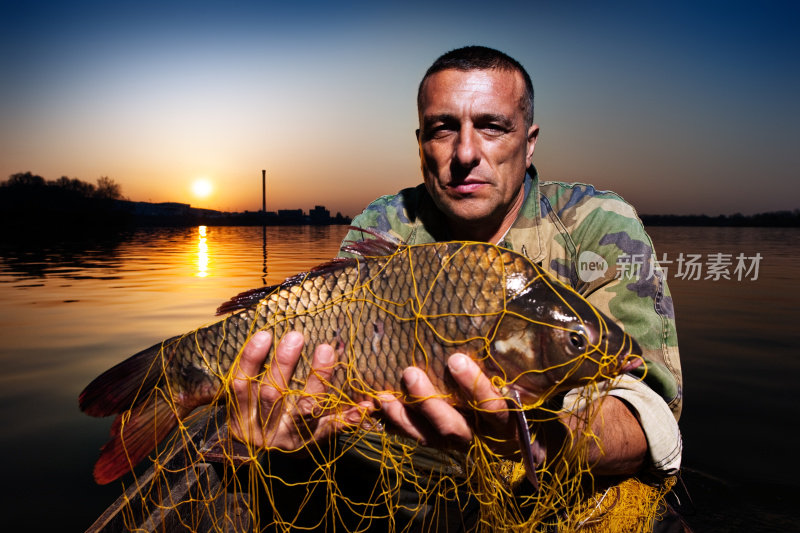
[
  {"x1": 442, "y1": 204, "x2": 493, "y2": 224},
  {"x1": 443, "y1": 208, "x2": 501, "y2": 236}
]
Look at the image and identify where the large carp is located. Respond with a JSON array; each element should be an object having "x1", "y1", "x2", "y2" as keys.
[{"x1": 80, "y1": 236, "x2": 641, "y2": 485}]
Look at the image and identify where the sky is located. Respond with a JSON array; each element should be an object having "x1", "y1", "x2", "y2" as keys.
[{"x1": 1, "y1": 1, "x2": 798, "y2": 217}]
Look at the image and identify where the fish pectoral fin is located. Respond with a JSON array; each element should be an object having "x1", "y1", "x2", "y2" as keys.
[{"x1": 505, "y1": 389, "x2": 540, "y2": 492}]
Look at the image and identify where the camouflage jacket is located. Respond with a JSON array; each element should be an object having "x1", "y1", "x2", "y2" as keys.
[{"x1": 342, "y1": 167, "x2": 683, "y2": 473}]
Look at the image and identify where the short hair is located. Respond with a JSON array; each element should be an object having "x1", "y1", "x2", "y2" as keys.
[{"x1": 417, "y1": 46, "x2": 534, "y2": 126}]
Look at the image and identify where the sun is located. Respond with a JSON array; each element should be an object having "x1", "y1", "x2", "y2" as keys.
[{"x1": 191, "y1": 179, "x2": 213, "y2": 199}]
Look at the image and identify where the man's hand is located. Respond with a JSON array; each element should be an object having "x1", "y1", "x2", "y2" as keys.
[
  {"x1": 379, "y1": 353, "x2": 647, "y2": 476},
  {"x1": 378, "y1": 353, "x2": 520, "y2": 456},
  {"x1": 229, "y1": 330, "x2": 374, "y2": 451}
]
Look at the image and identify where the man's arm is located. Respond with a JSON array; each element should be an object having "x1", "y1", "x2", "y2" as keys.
[
  {"x1": 379, "y1": 352, "x2": 648, "y2": 475},
  {"x1": 555, "y1": 393, "x2": 647, "y2": 475}
]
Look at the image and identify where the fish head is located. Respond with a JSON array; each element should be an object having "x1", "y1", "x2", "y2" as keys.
[{"x1": 489, "y1": 270, "x2": 642, "y2": 405}]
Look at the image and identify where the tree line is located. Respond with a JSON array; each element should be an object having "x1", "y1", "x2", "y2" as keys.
[
  {"x1": 1, "y1": 171, "x2": 124, "y2": 200},
  {"x1": 0, "y1": 172, "x2": 127, "y2": 232}
]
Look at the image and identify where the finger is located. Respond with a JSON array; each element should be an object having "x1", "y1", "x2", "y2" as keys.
[
  {"x1": 231, "y1": 330, "x2": 273, "y2": 404},
  {"x1": 448, "y1": 353, "x2": 508, "y2": 415},
  {"x1": 324, "y1": 402, "x2": 377, "y2": 436},
  {"x1": 230, "y1": 331, "x2": 273, "y2": 444},
  {"x1": 295, "y1": 343, "x2": 336, "y2": 417},
  {"x1": 449, "y1": 354, "x2": 520, "y2": 455},
  {"x1": 262, "y1": 331, "x2": 304, "y2": 403},
  {"x1": 304, "y1": 343, "x2": 336, "y2": 396},
  {"x1": 404, "y1": 367, "x2": 473, "y2": 444},
  {"x1": 235, "y1": 330, "x2": 273, "y2": 380},
  {"x1": 377, "y1": 392, "x2": 428, "y2": 443}
]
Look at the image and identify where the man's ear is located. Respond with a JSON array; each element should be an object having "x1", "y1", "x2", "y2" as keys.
[{"x1": 526, "y1": 124, "x2": 540, "y2": 166}]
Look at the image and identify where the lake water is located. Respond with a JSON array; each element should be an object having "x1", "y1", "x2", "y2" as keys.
[{"x1": 0, "y1": 225, "x2": 797, "y2": 531}]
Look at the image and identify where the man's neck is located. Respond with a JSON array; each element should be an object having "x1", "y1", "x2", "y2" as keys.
[
  {"x1": 447, "y1": 186, "x2": 526, "y2": 244},
  {"x1": 448, "y1": 217, "x2": 513, "y2": 244}
]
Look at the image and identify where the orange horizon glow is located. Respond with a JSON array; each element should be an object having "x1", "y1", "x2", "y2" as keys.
[{"x1": 1, "y1": 4, "x2": 797, "y2": 218}]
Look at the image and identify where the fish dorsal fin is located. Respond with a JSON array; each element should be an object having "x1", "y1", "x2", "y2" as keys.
[
  {"x1": 340, "y1": 226, "x2": 404, "y2": 257},
  {"x1": 215, "y1": 257, "x2": 356, "y2": 316},
  {"x1": 217, "y1": 227, "x2": 401, "y2": 316},
  {"x1": 216, "y1": 285, "x2": 278, "y2": 315}
]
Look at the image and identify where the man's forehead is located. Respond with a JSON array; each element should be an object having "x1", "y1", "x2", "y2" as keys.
[{"x1": 418, "y1": 68, "x2": 527, "y2": 115}]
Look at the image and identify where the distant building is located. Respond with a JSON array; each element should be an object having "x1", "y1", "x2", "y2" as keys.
[
  {"x1": 277, "y1": 209, "x2": 304, "y2": 224},
  {"x1": 100, "y1": 199, "x2": 350, "y2": 226},
  {"x1": 309, "y1": 205, "x2": 331, "y2": 224}
]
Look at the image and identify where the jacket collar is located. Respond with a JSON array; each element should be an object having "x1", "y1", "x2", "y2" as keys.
[
  {"x1": 411, "y1": 165, "x2": 546, "y2": 263},
  {"x1": 498, "y1": 165, "x2": 546, "y2": 263}
]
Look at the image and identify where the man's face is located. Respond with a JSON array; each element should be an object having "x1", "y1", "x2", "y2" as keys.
[{"x1": 417, "y1": 68, "x2": 539, "y2": 237}]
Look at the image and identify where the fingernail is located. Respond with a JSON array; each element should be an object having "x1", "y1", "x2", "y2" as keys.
[
  {"x1": 250, "y1": 331, "x2": 270, "y2": 347},
  {"x1": 284, "y1": 331, "x2": 303, "y2": 348},
  {"x1": 317, "y1": 344, "x2": 334, "y2": 364},
  {"x1": 377, "y1": 393, "x2": 395, "y2": 408},
  {"x1": 449, "y1": 353, "x2": 468, "y2": 374},
  {"x1": 403, "y1": 367, "x2": 419, "y2": 387}
]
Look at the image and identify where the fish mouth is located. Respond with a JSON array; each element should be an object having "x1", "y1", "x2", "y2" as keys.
[
  {"x1": 616, "y1": 333, "x2": 644, "y2": 373},
  {"x1": 619, "y1": 353, "x2": 643, "y2": 373},
  {"x1": 501, "y1": 382, "x2": 540, "y2": 408}
]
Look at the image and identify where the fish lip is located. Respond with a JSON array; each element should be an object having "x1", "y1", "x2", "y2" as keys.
[
  {"x1": 619, "y1": 354, "x2": 643, "y2": 373},
  {"x1": 502, "y1": 382, "x2": 540, "y2": 408}
]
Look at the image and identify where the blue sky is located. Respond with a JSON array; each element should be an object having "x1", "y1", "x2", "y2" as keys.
[{"x1": 1, "y1": 0, "x2": 798, "y2": 216}]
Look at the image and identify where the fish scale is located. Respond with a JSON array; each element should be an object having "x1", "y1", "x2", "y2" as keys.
[{"x1": 79, "y1": 238, "x2": 641, "y2": 484}]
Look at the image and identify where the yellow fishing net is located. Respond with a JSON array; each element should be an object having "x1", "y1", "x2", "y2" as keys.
[{"x1": 85, "y1": 241, "x2": 666, "y2": 532}]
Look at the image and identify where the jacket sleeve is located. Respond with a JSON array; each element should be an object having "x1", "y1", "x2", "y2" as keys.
[{"x1": 556, "y1": 193, "x2": 683, "y2": 474}]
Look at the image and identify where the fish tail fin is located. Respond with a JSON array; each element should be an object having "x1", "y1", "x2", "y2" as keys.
[
  {"x1": 79, "y1": 336, "x2": 179, "y2": 417},
  {"x1": 93, "y1": 393, "x2": 189, "y2": 485},
  {"x1": 79, "y1": 336, "x2": 187, "y2": 484}
]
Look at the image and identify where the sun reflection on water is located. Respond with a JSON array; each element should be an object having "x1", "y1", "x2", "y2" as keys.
[{"x1": 197, "y1": 225, "x2": 209, "y2": 277}]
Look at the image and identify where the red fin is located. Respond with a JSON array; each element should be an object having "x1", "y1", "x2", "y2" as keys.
[
  {"x1": 79, "y1": 337, "x2": 179, "y2": 417},
  {"x1": 216, "y1": 257, "x2": 356, "y2": 315},
  {"x1": 341, "y1": 226, "x2": 403, "y2": 257},
  {"x1": 216, "y1": 228, "x2": 401, "y2": 316},
  {"x1": 215, "y1": 284, "x2": 279, "y2": 315},
  {"x1": 93, "y1": 393, "x2": 188, "y2": 485}
]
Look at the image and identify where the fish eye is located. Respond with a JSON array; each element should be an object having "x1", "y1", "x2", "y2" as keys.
[{"x1": 569, "y1": 330, "x2": 586, "y2": 350}]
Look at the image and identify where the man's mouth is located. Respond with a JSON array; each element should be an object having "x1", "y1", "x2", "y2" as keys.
[{"x1": 448, "y1": 178, "x2": 488, "y2": 195}]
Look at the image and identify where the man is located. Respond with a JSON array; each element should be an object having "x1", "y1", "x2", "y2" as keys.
[{"x1": 231, "y1": 46, "x2": 683, "y2": 530}]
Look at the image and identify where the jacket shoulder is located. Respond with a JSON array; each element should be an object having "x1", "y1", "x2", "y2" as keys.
[{"x1": 539, "y1": 180, "x2": 639, "y2": 224}]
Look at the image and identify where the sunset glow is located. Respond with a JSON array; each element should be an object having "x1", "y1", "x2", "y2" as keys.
[
  {"x1": 192, "y1": 179, "x2": 213, "y2": 199},
  {"x1": 1, "y1": 2, "x2": 797, "y2": 217}
]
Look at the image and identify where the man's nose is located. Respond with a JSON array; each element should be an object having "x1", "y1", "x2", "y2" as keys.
[{"x1": 454, "y1": 126, "x2": 480, "y2": 168}]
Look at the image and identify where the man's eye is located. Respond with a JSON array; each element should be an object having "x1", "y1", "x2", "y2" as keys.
[
  {"x1": 483, "y1": 124, "x2": 507, "y2": 133},
  {"x1": 428, "y1": 125, "x2": 455, "y2": 138}
]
